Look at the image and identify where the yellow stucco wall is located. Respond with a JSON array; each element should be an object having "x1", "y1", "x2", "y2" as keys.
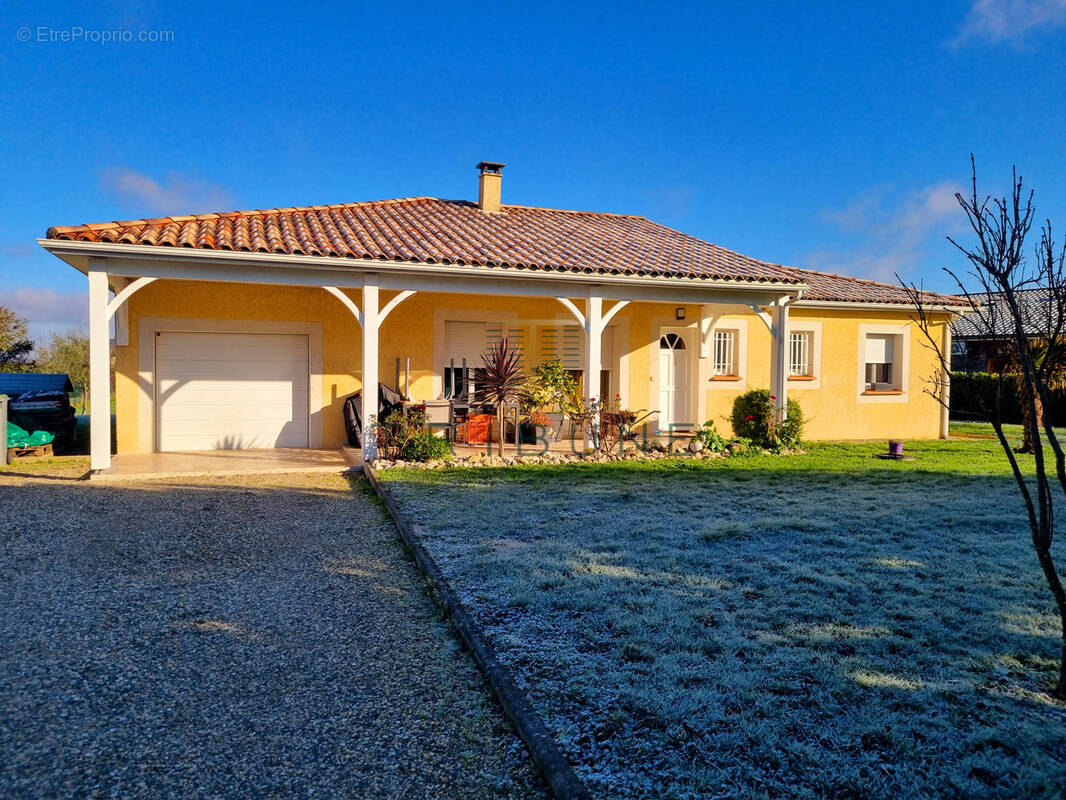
[
  {"x1": 116, "y1": 280, "x2": 949, "y2": 452},
  {"x1": 693, "y1": 307, "x2": 948, "y2": 440}
]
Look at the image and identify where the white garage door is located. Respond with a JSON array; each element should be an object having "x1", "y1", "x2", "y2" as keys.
[{"x1": 155, "y1": 331, "x2": 310, "y2": 451}]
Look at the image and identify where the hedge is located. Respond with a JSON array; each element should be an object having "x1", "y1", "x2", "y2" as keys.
[{"x1": 949, "y1": 371, "x2": 1066, "y2": 425}]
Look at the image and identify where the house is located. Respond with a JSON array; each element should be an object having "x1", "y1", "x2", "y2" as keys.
[
  {"x1": 40, "y1": 162, "x2": 966, "y2": 470},
  {"x1": 951, "y1": 288, "x2": 1060, "y2": 371}
]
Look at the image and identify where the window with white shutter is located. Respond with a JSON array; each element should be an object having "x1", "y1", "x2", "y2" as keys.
[
  {"x1": 444, "y1": 322, "x2": 488, "y2": 366},
  {"x1": 789, "y1": 331, "x2": 812, "y2": 376},
  {"x1": 443, "y1": 322, "x2": 488, "y2": 399},
  {"x1": 713, "y1": 330, "x2": 737, "y2": 376},
  {"x1": 485, "y1": 324, "x2": 529, "y2": 367},
  {"x1": 538, "y1": 326, "x2": 583, "y2": 370},
  {"x1": 863, "y1": 333, "x2": 901, "y2": 391}
]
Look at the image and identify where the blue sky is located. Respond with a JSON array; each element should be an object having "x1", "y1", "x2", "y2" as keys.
[{"x1": 2, "y1": 0, "x2": 1066, "y2": 339}]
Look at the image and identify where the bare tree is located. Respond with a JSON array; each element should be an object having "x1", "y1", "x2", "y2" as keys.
[{"x1": 903, "y1": 156, "x2": 1066, "y2": 700}]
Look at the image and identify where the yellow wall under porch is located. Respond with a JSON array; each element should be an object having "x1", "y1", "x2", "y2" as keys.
[{"x1": 115, "y1": 280, "x2": 950, "y2": 453}]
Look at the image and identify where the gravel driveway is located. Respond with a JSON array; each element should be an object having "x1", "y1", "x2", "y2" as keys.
[{"x1": 0, "y1": 470, "x2": 546, "y2": 799}]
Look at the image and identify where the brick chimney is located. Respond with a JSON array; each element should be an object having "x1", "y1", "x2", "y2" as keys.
[{"x1": 476, "y1": 161, "x2": 505, "y2": 213}]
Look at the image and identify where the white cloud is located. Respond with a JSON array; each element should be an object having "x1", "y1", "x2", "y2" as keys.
[
  {"x1": 0, "y1": 287, "x2": 88, "y2": 342},
  {"x1": 98, "y1": 167, "x2": 233, "y2": 216},
  {"x1": 952, "y1": 0, "x2": 1066, "y2": 46},
  {"x1": 810, "y1": 181, "x2": 966, "y2": 284}
]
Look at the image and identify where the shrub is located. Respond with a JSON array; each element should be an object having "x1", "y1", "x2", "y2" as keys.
[
  {"x1": 731, "y1": 389, "x2": 804, "y2": 448},
  {"x1": 727, "y1": 437, "x2": 762, "y2": 458},
  {"x1": 377, "y1": 407, "x2": 425, "y2": 460},
  {"x1": 400, "y1": 431, "x2": 452, "y2": 462},
  {"x1": 949, "y1": 370, "x2": 1066, "y2": 425}
]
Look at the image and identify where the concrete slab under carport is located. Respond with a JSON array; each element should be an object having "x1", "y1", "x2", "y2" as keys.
[{"x1": 91, "y1": 447, "x2": 360, "y2": 481}]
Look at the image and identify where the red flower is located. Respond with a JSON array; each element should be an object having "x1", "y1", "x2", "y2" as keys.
[
  {"x1": 745, "y1": 414, "x2": 754, "y2": 421},
  {"x1": 770, "y1": 394, "x2": 777, "y2": 400}
]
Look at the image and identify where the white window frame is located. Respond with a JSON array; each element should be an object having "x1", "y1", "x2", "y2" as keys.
[
  {"x1": 712, "y1": 329, "x2": 738, "y2": 376},
  {"x1": 857, "y1": 323, "x2": 910, "y2": 402},
  {"x1": 700, "y1": 313, "x2": 748, "y2": 390},
  {"x1": 786, "y1": 320, "x2": 821, "y2": 388},
  {"x1": 789, "y1": 331, "x2": 810, "y2": 376}
]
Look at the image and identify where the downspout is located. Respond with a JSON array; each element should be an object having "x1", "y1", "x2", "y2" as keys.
[
  {"x1": 771, "y1": 297, "x2": 794, "y2": 424},
  {"x1": 940, "y1": 319, "x2": 952, "y2": 439}
]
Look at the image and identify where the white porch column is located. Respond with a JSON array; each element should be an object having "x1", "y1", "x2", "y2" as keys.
[
  {"x1": 771, "y1": 300, "x2": 790, "y2": 423},
  {"x1": 584, "y1": 288, "x2": 603, "y2": 448},
  {"x1": 361, "y1": 275, "x2": 380, "y2": 460},
  {"x1": 88, "y1": 263, "x2": 111, "y2": 471}
]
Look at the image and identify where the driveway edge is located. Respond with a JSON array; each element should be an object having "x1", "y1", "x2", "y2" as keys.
[{"x1": 363, "y1": 465, "x2": 592, "y2": 800}]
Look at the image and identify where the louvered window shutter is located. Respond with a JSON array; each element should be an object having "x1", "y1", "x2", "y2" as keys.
[
  {"x1": 444, "y1": 322, "x2": 489, "y2": 367},
  {"x1": 486, "y1": 324, "x2": 529, "y2": 367}
]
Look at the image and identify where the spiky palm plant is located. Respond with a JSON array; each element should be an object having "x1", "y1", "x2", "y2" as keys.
[{"x1": 474, "y1": 337, "x2": 526, "y2": 456}]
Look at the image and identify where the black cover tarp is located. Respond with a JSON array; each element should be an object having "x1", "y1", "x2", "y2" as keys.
[{"x1": 343, "y1": 384, "x2": 405, "y2": 447}]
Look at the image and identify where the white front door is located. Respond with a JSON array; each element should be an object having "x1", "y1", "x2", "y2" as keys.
[
  {"x1": 658, "y1": 331, "x2": 690, "y2": 430},
  {"x1": 155, "y1": 331, "x2": 310, "y2": 451}
]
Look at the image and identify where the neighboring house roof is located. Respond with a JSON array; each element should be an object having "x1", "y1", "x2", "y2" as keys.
[
  {"x1": 952, "y1": 288, "x2": 1064, "y2": 339},
  {"x1": 0, "y1": 373, "x2": 73, "y2": 396},
  {"x1": 45, "y1": 196, "x2": 966, "y2": 307}
]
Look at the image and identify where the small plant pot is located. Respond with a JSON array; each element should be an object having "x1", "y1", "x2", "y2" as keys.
[
  {"x1": 688, "y1": 439, "x2": 704, "y2": 453},
  {"x1": 888, "y1": 440, "x2": 904, "y2": 457}
]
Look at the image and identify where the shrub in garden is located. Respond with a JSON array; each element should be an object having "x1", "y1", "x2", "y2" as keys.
[
  {"x1": 377, "y1": 406, "x2": 452, "y2": 462},
  {"x1": 401, "y1": 431, "x2": 452, "y2": 462},
  {"x1": 731, "y1": 389, "x2": 804, "y2": 448},
  {"x1": 377, "y1": 408, "x2": 424, "y2": 460}
]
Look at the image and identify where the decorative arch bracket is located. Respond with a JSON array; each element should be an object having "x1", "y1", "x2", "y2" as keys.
[
  {"x1": 556, "y1": 296, "x2": 629, "y2": 336},
  {"x1": 106, "y1": 276, "x2": 157, "y2": 321},
  {"x1": 555, "y1": 297, "x2": 585, "y2": 328},
  {"x1": 380, "y1": 290, "x2": 416, "y2": 324},
  {"x1": 322, "y1": 286, "x2": 364, "y2": 327}
]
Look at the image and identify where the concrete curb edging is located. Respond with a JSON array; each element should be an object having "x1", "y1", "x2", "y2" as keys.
[{"x1": 363, "y1": 465, "x2": 593, "y2": 800}]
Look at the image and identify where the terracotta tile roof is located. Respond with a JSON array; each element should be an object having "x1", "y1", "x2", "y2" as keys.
[
  {"x1": 793, "y1": 268, "x2": 968, "y2": 307},
  {"x1": 45, "y1": 195, "x2": 966, "y2": 306},
  {"x1": 46, "y1": 197, "x2": 799, "y2": 284}
]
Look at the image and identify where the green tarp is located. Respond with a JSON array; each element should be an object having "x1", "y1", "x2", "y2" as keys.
[{"x1": 6, "y1": 422, "x2": 54, "y2": 448}]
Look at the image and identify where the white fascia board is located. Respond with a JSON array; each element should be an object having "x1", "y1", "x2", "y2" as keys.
[
  {"x1": 37, "y1": 238, "x2": 807, "y2": 305},
  {"x1": 793, "y1": 299, "x2": 963, "y2": 313}
]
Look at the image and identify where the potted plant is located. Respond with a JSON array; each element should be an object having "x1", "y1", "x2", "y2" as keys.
[
  {"x1": 523, "y1": 359, "x2": 577, "y2": 439},
  {"x1": 474, "y1": 337, "x2": 527, "y2": 457}
]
